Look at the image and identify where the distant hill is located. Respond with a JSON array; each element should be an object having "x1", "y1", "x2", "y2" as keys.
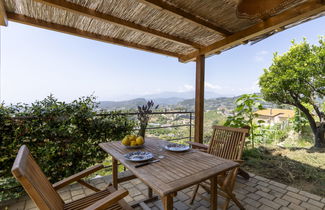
[
  {"x1": 176, "y1": 94, "x2": 276, "y2": 111},
  {"x1": 98, "y1": 97, "x2": 184, "y2": 110},
  {"x1": 99, "y1": 98, "x2": 147, "y2": 110},
  {"x1": 152, "y1": 97, "x2": 184, "y2": 105},
  {"x1": 99, "y1": 94, "x2": 277, "y2": 111},
  {"x1": 178, "y1": 96, "x2": 241, "y2": 111}
]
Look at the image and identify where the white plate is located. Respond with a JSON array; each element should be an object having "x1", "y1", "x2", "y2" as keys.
[
  {"x1": 164, "y1": 143, "x2": 190, "y2": 152},
  {"x1": 124, "y1": 151, "x2": 154, "y2": 162}
]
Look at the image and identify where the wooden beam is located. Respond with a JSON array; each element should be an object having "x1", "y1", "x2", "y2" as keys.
[
  {"x1": 0, "y1": 0, "x2": 8, "y2": 26},
  {"x1": 34, "y1": 0, "x2": 202, "y2": 49},
  {"x1": 180, "y1": 0, "x2": 325, "y2": 62},
  {"x1": 7, "y1": 12, "x2": 182, "y2": 58},
  {"x1": 138, "y1": 0, "x2": 232, "y2": 36},
  {"x1": 194, "y1": 55, "x2": 205, "y2": 143}
]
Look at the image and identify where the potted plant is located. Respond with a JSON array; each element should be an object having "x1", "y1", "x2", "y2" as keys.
[{"x1": 137, "y1": 100, "x2": 159, "y2": 140}]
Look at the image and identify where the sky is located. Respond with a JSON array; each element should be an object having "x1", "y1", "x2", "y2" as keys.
[{"x1": 0, "y1": 16, "x2": 324, "y2": 104}]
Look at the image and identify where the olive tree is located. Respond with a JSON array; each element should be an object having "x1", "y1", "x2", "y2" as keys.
[{"x1": 259, "y1": 37, "x2": 325, "y2": 148}]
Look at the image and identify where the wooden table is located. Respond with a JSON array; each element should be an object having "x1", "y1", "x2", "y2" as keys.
[{"x1": 100, "y1": 138, "x2": 239, "y2": 210}]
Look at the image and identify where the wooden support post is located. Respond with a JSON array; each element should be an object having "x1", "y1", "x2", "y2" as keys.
[
  {"x1": 194, "y1": 55, "x2": 205, "y2": 143},
  {"x1": 112, "y1": 158, "x2": 118, "y2": 189},
  {"x1": 0, "y1": 0, "x2": 8, "y2": 26}
]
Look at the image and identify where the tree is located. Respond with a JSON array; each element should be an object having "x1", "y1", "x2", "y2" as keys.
[
  {"x1": 259, "y1": 37, "x2": 325, "y2": 148},
  {"x1": 224, "y1": 94, "x2": 264, "y2": 148}
]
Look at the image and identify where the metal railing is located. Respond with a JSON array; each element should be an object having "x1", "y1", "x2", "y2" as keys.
[{"x1": 98, "y1": 111, "x2": 194, "y2": 142}]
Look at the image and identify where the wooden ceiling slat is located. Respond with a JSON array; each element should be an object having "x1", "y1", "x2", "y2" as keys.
[
  {"x1": 137, "y1": 0, "x2": 232, "y2": 36},
  {"x1": 7, "y1": 12, "x2": 182, "y2": 58},
  {"x1": 0, "y1": 0, "x2": 8, "y2": 26},
  {"x1": 179, "y1": 0, "x2": 325, "y2": 63},
  {"x1": 34, "y1": 0, "x2": 203, "y2": 49}
]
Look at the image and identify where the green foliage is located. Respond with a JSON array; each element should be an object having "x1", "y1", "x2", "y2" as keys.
[
  {"x1": 291, "y1": 108, "x2": 309, "y2": 133},
  {"x1": 260, "y1": 37, "x2": 325, "y2": 105},
  {"x1": 0, "y1": 95, "x2": 135, "y2": 201},
  {"x1": 258, "y1": 124, "x2": 290, "y2": 144},
  {"x1": 259, "y1": 37, "x2": 325, "y2": 147},
  {"x1": 224, "y1": 93, "x2": 264, "y2": 148}
]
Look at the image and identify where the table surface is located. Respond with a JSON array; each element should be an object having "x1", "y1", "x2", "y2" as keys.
[{"x1": 99, "y1": 138, "x2": 239, "y2": 196}]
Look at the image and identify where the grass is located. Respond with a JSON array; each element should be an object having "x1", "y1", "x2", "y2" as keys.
[{"x1": 242, "y1": 144, "x2": 325, "y2": 196}]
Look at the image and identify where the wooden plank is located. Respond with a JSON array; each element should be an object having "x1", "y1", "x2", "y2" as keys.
[
  {"x1": 83, "y1": 187, "x2": 129, "y2": 210},
  {"x1": 52, "y1": 164, "x2": 104, "y2": 190},
  {"x1": 179, "y1": 0, "x2": 325, "y2": 62},
  {"x1": 0, "y1": 0, "x2": 7, "y2": 26},
  {"x1": 7, "y1": 13, "x2": 182, "y2": 59},
  {"x1": 34, "y1": 0, "x2": 202, "y2": 49},
  {"x1": 99, "y1": 138, "x2": 239, "y2": 197},
  {"x1": 194, "y1": 55, "x2": 205, "y2": 143},
  {"x1": 138, "y1": 0, "x2": 231, "y2": 36},
  {"x1": 77, "y1": 180, "x2": 101, "y2": 192}
]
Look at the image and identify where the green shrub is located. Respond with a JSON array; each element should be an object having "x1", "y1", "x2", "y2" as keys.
[{"x1": 0, "y1": 95, "x2": 135, "y2": 201}]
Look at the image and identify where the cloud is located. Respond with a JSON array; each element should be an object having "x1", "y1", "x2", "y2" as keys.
[
  {"x1": 205, "y1": 82, "x2": 222, "y2": 90},
  {"x1": 250, "y1": 80, "x2": 260, "y2": 92},
  {"x1": 184, "y1": 84, "x2": 194, "y2": 90},
  {"x1": 254, "y1": 50, "x2": 269, "y2": 62},
  {"x1": 178, "y1": 84, "x2": 194, "y2": 92},
  {"x1": 233, "y1": 80, "x2": 260, "y2": 94}
]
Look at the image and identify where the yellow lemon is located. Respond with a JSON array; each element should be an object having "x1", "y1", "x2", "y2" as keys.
[
  {"x1": 136, "y1": 136, "x2": 144, "y2": 145},
  {"x1": 129, "y1": 135, "x2": 137, "y2": 141},
  {"x1": 121, "y1": 137, "x2": 130, "y2": 146},
  {"x1": 130, "y1": 141, "x2": 137, "y2": 147}
]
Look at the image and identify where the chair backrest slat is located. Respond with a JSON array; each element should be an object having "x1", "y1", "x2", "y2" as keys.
[
  {"x1": 207, "y1": 126, "x2": 249, "y2": 161},
  {"x1": 12, "y1": 145, "x2": 64, "y2": 210}
]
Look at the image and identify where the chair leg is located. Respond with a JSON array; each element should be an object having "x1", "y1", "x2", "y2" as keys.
[
  {"x1": 222, "y1": 198, "x2": 231, "y2": 210},
  {"x1": 228, "y1": 193, "x2": 245, "y2": 210},
  {"x1": 190, "y1": 184, "x2": 200, "y2": 204}
]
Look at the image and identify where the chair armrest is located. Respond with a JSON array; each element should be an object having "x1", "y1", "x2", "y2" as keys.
[
  {"x1": 186, "y1": 141, "x2": 208, "y2": 151},
  {"x1": 84, "y1": 188, "x2": 129, "y2": 210},
  {"x1": 234, "y1": 160, "x2": 244, "y2": 164},
  {"x1": 53, "y1": 164, "x2": 104, "y2": 190}
]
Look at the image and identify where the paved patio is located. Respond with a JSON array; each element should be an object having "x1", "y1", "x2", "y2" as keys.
[{"x1": 2, "y1": 172, "x2": 325, "y2": 210}]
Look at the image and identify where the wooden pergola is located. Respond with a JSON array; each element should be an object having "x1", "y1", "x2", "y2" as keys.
[{"x1": 1, "y1": 0, "x2": 324, "y2": 143}]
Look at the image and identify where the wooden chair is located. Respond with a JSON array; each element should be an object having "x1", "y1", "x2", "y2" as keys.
[
  {"x1": 187, "y1": 126, "x2": 249, "y2": 210},
  {"x1": 11, "y1": 145, "x2": 133, "y2": 210}
]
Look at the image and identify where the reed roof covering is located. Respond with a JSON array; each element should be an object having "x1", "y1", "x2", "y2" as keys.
[{"x1": 2, "y1": 0, "x2": 325, "y2": 62}]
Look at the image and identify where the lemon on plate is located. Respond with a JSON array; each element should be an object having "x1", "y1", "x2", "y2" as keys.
[
  {"x1": 130, "y1": 141, "x2": 137, "y2": 147},
  {"x1": 136, "y1": 136, "x2": 144, "y2": 145},
  {"x1": 122, "y1": 136, "x2": 130, "y2": 146}
]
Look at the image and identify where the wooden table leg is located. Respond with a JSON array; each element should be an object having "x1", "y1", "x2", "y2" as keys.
[
  {"x1": 210, "y1": 175, "x2": 218, "y2": 210},
  {"x1": 148, "y1": 186, "x2": 153, "y2": 198},
  {"x1": 162, "y1": 194, "x2": 173, "y2": 210},
  {"x1": 112, "y1": 157, "x2": 118, "y2": 189}
]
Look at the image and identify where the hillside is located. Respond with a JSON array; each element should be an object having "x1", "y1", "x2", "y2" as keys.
[
  {"x1": 98, "y1": 94, "x2": 277, "y2": 111},
  {"x1": 99, "y1": 98, "x2": 147, "y2": 110}
]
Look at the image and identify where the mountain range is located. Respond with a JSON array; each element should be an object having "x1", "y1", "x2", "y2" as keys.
[{"x1": 98, "y1": 92, "x2": 278, "y2": 111}]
